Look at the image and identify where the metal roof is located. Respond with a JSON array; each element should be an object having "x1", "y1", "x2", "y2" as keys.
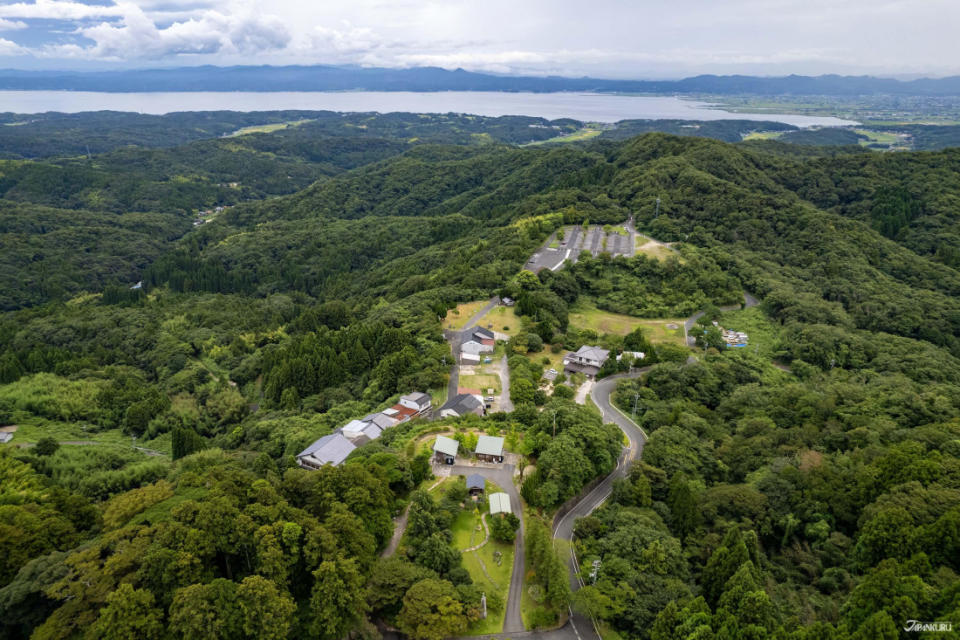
[
  {"x1": 475, "y1": 435, "x2": 504, "y2": 457},
  {"x1": 466, "y1": 474, "x2": 485, "y2": 490},
  {"x1": 433, "y1": 435, "x2": 460, "y2": 456},
  {"x1": 296, "y1": 433, "x2": 356, "y2": 466},
  {"x1": 489, "y1": 492, "x2": 511, "y2": 515},
  {"x1": 401, "y1": 391, "x2": 431, "y2": 407}
]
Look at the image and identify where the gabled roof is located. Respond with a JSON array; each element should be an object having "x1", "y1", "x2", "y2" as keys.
[
  {"x1": 574, "y1": 345, "x2": 610, "y2": 361},
  {"x1": 466, "y1": 474, "x2": 485, "y2": 490},
  {"x1": 489, "y1": 492, "x2": 511, "y2": 515},
  {"x1": 297, "y1": 433, "x2": 356, "y2": 466},
  {"x1": 363, "y1": 413, "x2": 398, "y2": 430},
  {"x1": 342, "y1": 419, "x2": 369, "y2": 435},
  {"x1": 473, "y1": 326, "x2": 495, "y2": 340},
  {"x1": 475, "y1": 435, "x2": 504, "y2": 457},
  {"x1": 433, "y1": 435, "x2": 460, "y2": 456},
  {"x1": 447, "y1": 393, "x2": 483, "y2": 415},
  {"x1": 400, "y1": 391, "x2": 431, "y2": 407}
]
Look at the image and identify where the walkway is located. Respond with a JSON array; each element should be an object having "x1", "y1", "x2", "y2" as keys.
[
  {"x1": 381, "y1": 503, "x2": 411, "y2": 558},
  {"x1": 461, "y1": 513, "x2": 490, "y2": 552}
]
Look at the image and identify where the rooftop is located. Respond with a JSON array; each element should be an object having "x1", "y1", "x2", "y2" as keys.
[
  {"x1": 433, "y1": 435, "x2": 460, "y2": 456},
  {"x1": 475, "y1": 435, "x2": 504, "y2": 457},
  {"x1": 297, "y1": 433, "x2": 356, "y2": 467},
  {"x1": 466, "y1": 474, "x2": 485, "y2": 490},
  {"x1": 489, "y1": 492, "x2": 512, "y2": 515}
]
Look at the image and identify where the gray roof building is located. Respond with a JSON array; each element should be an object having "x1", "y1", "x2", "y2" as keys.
[
  {"x1": 433, "y1": 435, "x2": 460, "y2": 457},
  {"x1": 489, "y1": 492, "x2": 512, "y2": 515},
  {"x1": 297, "y1": 433, "x2": 356, "y2": 469},
  {"x1": 440, "y1": 393, "x2": 485, "y2": 418},
  {"x1": 363, "y1": 412, "x2": 398, "y2": 430},
  {"x1": 399, "y1": 392, "x2": 432, "y2": 412},
  {"x1": 466, "y1": 474, "x2": 485, "y2": 491},
  {"x1": 473, "y1": 327, "x2": 495, "y2": 341},
  {"x1": 475, "y1": 435, "x2": 504, "y2": 458}
]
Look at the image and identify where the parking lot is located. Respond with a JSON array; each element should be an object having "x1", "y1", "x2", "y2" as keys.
[{"x1": 526, "y1": 223, "x2": 634, "y2": 272}]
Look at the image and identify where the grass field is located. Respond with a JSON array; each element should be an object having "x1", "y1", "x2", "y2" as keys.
[
  {"x1": 742, "y1": 131, "x2": 784, "y2": 141},
  {"x1": 717, "y1": 306, "x2": 779, "y2": 359},
  {"x1": 569, "y1": 302, "x2": 686, "y2": 344},
  {"x1": 525, "y1": 128, "x2": 602, "y2": 146},
  {"x1": 477, "y1": 305, "x2": 523, "y2": 336},
  {"x1": 444, "y1": 300, "x2": 490, "y2": 330},
  {"x1": 228, "y1": 119, "x2": 313, "y2": 137},
  {"x1": 459, "y1": 374, "x2": 500, "y2": 395},
  {"x1": 634, "y1": 236, "x2": 676, "y2": 261}
]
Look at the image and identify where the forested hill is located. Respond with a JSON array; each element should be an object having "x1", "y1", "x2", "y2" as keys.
[
  {"x1": 2, "y1": 120, "x2": 960, "y2": 639},
  {"x1": 2, "y1": 64, "x2": 960, "y2": 95}
]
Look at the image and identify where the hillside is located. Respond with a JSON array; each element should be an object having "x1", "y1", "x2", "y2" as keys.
[{"x1": 1, "y1": 119, "x2": 960, "y2": 639}]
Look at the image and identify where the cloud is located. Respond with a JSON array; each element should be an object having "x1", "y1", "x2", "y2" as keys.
[
  {"x1": 0, "y1": 18, "x2": 28, "y2": 31},
  {"x1": 37, "y1": 2, "x2": 290, "y2": 60},
  {"x1": 0, "y1": 0, "x2": 126, "y2": 20},
  {"x1": 0, "y1": 37, "x2": 27, "y2": 55}
]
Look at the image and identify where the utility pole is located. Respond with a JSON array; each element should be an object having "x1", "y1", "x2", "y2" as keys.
[{"x1": 632, "y1": 392, "x2": 640, "y2": 417}]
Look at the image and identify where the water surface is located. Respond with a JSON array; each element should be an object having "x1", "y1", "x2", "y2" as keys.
[{"x1": 0, "y1": 91, "x2": 856, "y2": 127}]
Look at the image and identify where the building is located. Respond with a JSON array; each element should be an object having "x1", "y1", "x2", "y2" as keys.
[
  {"x1": 475, "y1": 435, "x2": 505, "y2": 463},
  {"x1": 342, "y1": 419, "x2": 383, "y2": 441},
  {"x1": 0, "y1": 432, "x2": 12, "y2": 444},
  {"x1": 472, "y1": 327, "x2": 496, "y2": 347},
  {"x1": 362, "y1": 413, "x2": 398, "y2": 430},
  {"x1": 617, "y1": 351, "x2": 645, "y2": 362},
  {"x1": 440, "y1": 393, "x2": 485, "y2": 418},
  {"x1": 489, "y1": 492, "x2": 512, "y2": 515},
  {"x1": 461, "y1": 339, "x2": 493, "y2": 355},
  {"x1": 460, "y1": 352, "x2": 481, "y2": 365},
  {"x1": 433, "y1": 435, "x2": 460, "y2": 465},
  {"x1": 563, "y1": 345, "x2": 611, "y2": 378},
  {"x1": 501, "y1": 297, "x2": 515, "y2": 306},
  {"x1": 297, "y1": 433, "x2": 356, "y2": 470},
  {"x1": 399, "y1": 392, "x2": 432, "y2": 415},
  {"x1": 466, "y1": 474, "x2": 485, "y2": 496}
]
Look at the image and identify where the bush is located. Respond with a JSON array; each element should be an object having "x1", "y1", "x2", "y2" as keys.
[
  {"x1": 489, "y1": 512, "x2": 520, "y2": 543},
  {"x1": 552, "y1": 385, "x2": 574, "y2": 399},
  {"x1": 34, "y1": 437, "x2": 60, "y2": 456}
]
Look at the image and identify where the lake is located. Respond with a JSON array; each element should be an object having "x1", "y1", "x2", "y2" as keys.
[{"x1": 0, "y1": 90, "x2": 856, "y2": 127}]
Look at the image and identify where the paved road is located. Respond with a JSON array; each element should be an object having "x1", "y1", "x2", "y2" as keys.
[
  {"x1": 497, "y1": 355, "x2": 514, "y2": 413},
  {"x1": 381, "y1": 503, "x2": 411, "y2": 558},
  {"x1": 442, "y1": 296, "x2": 500, "y2": 409},
  {"x1": 449, "y1": 463, "x2": 526, "y2": 634}
]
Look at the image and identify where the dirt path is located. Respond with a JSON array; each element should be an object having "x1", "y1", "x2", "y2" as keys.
[
  {"x1": 497, "y1": 355, "x2": 514, "y2": 412},
  {"x1": 461, "y1": 513, "x2": 490, "y2": 552}
]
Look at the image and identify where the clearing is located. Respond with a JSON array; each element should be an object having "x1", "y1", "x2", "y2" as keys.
[
  {"x1": 634, "y1": 234, "x2": 677, "y2": 261},
  {"x1": 476, "y1": 305, "x2": 523, "y2": 337},
  {"x1": 228, "y1": 119, "x2": 313, "y2": 137},
  {"x1": 569, "y1": 302, "x2": 686, "y2": 344},
  {"x1": 524, "y1": 128, "x2": 603, "y2": 146},
  {"x1": 444, "y1": 300, "x2": 491, "y2": 330},
  {"x1": 459, "y1": 374, "x2": 501, "y2": 395}
]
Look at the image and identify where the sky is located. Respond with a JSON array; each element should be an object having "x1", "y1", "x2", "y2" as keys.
[{"x1": 0, "y1": 0, "x2": 956, "y2": 78}]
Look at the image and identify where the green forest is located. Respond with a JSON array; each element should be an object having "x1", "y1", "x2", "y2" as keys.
[{"x1": 2, "y1": 110, "x2": 960, "y2": 640}]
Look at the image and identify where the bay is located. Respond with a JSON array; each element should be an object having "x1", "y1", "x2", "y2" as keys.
[{"x1": 0, "y1": 90, "x2": 856, "y2": 127}]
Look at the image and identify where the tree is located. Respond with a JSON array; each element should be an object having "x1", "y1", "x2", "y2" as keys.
[
  {"x1": 309, "y1": 558, "x2": 368, "y2": 640},
  {"x1": 168, "y1": 580, "x2": 241, "y2": 640},
  {"x1": 397, "y1": 579, "x2": 467, "y2": 640},
  {"x1": 172, "y1": 426, "x2": 206, "y2": 460},
  {"x1": 236, "y1": 575, "x2": 296, "y2": 640},
  {"x1": 667, "y1": 474, "x2": 698, "y2": 539},
  {"x1": 34, "y1": 437, "x2": 60, "y2": 457},
  {"x1": 489, "y1": 512, "x2": 520, "y2": 543},
  {"x1": 367, "y1": 557, "x2": 437, "y2": 618},
  {"x1": 87, "y1": 583, "x2": 163, "y2": 640}
]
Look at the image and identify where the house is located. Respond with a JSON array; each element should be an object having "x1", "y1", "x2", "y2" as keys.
[
  {"x1": 563, "y1": 345, "x2": 611, "y2": 378},
  {"x1": 399, "y1": 392, "x2": 432, "y2": 415},
  {"x1": 440, "y1": 393, "x2": 485, "y2": 418},
  {"x1": 489, "y1": 492, "x2": 512, "y2": 515},
  {"x1": 472, "y1": 327, "x2": 496, "y2": 346},
  {"x1": 363, "y1": 413, "x2": 398, "y2": 430},
  {"x1": 475, "y1": 435, "x2": 505, "y2": 463},
  {"x1": 342, "y1": 419, "x2": 383, "y2": 441},
  {"x1": 466, "y1": 474, "x2": 485, "y2": 496},
  {"x1": 297, "y1": 433, "x2": 356, "y2": 470},
  {"x1": 433, "y1": 435, "x2": 460, "y2": 465},
  {"x1": 461, "y1": 339, "x2": 493, "y2": 355}
]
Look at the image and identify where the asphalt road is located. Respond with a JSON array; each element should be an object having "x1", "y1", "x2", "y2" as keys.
[{"x1": 449, "y1": 463, "x2": 526, "y2": 634}]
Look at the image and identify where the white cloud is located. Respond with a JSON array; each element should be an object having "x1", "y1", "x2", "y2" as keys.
[
  {"x1": 0, "y1": 18, "x2": 28, "y2": 31},
  {"x1": 0, "y1": 0, "x2": 126, "y2": 20},
  {"x1": 0, "y1": 37, "x2": 27, "y2": 55}
]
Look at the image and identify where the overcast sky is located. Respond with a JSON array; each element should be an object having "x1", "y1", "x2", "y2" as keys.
[{"x1": 0, "y1": 0, "x2": 956, "y2": 78}]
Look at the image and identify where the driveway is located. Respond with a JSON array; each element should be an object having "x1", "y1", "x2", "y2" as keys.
[
  {"x1": 442, "y1": 296, "x2": 499, "y2": 412},
  {"x1": 496, "y1": 355, "x2": 514, "y2": 413},
  {"x1": 449, "y1": 462, "x2": 525, "y2": 634}
]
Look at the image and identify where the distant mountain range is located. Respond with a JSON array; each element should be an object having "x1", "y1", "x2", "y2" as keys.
[{"x1": 1, "y1": 65, "x2": 959, "y2": 95}]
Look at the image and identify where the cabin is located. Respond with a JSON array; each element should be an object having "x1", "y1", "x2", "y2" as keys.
[
  {"x1": 475, "y1": 435, "x2": 505, "y2": 463},
  {"x1": 433, "y1": 435, "x2": 460, "y2": 465},
  {"x1": 297, "y1": 433, "x2": 356, "y2": 470},
  {"x1": 466, "y1": 474, "x2": 485, "y2": 497},
  {"x1": 398, "y1": 392, "x2": 432, "y2": 415},
  {"x1": 489, "y1": 492, "x2": 512, "y2": 515},
  {"x1": 563, "y1": 345, "x2": 611, "y2": 379}
]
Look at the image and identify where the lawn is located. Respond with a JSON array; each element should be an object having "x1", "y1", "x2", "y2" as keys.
[
  {"x1": 444, "y1": 300, "x2": 490, "y2": 330},
  {"x1": 717, "y1": 306, "x2": 780, "y2": 360},
  {"x1": 526, "y1": 350, "x2": 565, "y2": 382},
  {"x1": 569, "y1": 302, "x2": 686, "y2": 344},
  {"x1": 476, "y1": 305, "x2": 523, "y2": 337},
  {"x1": 459, "y1": 373, "x2": 501, "y2": 395},
  {"x1": 634, "y1": 234, "x2": 678, "y2": 261}
]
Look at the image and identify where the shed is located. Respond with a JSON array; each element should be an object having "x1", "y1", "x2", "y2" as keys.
[
  {"x1": 466, "y1": 474, "x2": 485, "y2": 496},
  {"x1": 433, "y1": 435, "x2": 459, "y2": 465},
  {"x1": 475, "y1": 435, "x2": 505, "y2": 463},
  {"x1": 489, "y1": 492, "x2": 512, "y2": 515}
]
